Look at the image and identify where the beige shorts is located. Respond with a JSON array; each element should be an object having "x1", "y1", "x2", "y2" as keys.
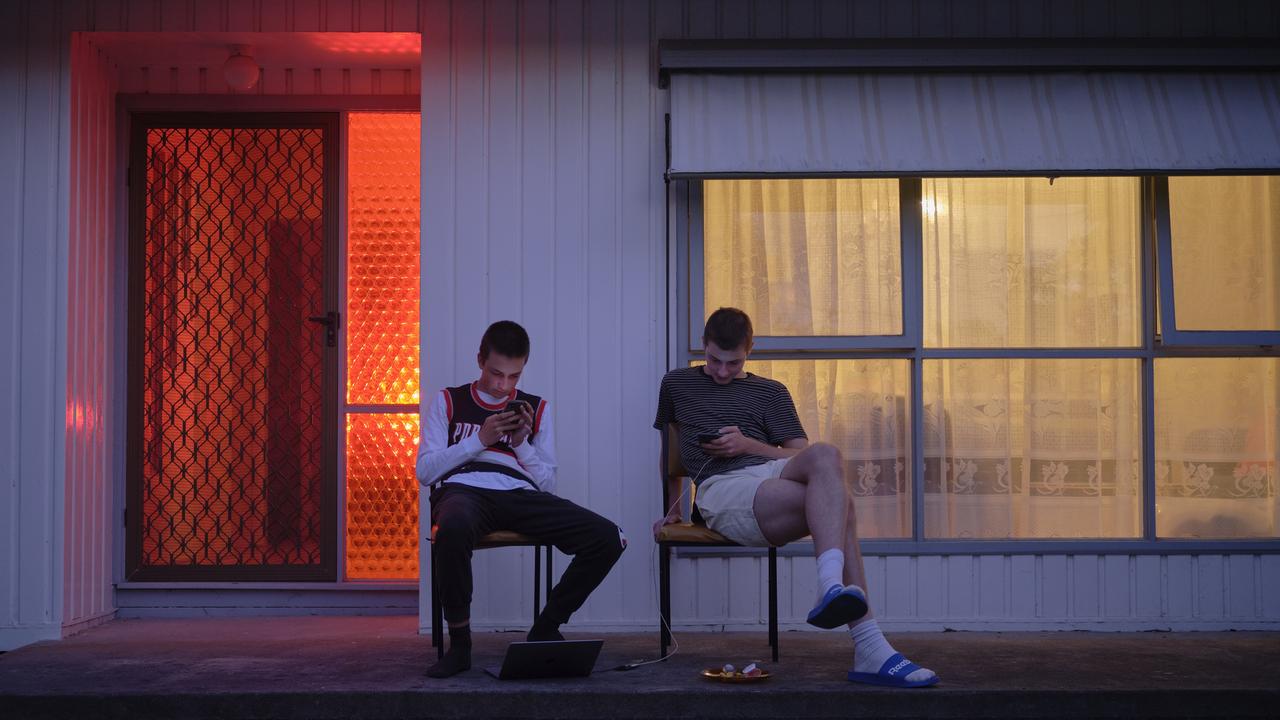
[{"x1": 694, "y1": 457, "x2": 791, "y2": 547}]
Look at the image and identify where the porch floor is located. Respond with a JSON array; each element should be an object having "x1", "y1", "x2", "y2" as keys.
[{"x1": 1, "y1": 617, "x2": 1277, "y2": 719}]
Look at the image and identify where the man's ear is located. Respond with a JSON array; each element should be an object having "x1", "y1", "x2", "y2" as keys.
[{"x1": 477, "y1": 352, "x2": 485, "y2": 370}]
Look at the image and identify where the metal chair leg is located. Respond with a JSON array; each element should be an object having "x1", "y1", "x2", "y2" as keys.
[
  {"x1": 431, "y1": 540, "x2": 444, "y2": 659},
  {"x1": 659, "y1": 544, "x2": 672, "y2": 658},
  {"x1": 768, "y1": 546, "x2": 779, "y2": 662},
  {"x1": 544, "y1": 545, "x2": 553, "y2": 610},
  {"x1": 533, "y1": 545, "x2": 543, "y2": 622}
]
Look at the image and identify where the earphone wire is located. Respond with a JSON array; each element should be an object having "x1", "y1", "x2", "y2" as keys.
[{"x1": 611, "y1": 455, "x2": 714, "y2": 671}]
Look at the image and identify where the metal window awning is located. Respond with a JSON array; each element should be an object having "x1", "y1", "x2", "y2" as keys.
[{"x1": 663, "y1": 43, "x2": 1280, "y2": 177}]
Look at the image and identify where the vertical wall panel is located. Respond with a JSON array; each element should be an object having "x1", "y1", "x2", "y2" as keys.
[
  {"x1": 1, "y1": 0, "x2": 68, "y2": 651},
  {"x1": 1228, "y1": 555, "x2": 1256, "y2": 618},
  {"x1": 1104, "y1": 555, "x2": 1131, "y2": 618},
  {"x1": 945, "y1": 555, "x2": 974, "y2": 618},
  {"x1": 1166, "y1": 555, "x2": 1196, "y2": 618},
  {"x1": 1135, "y1": 555, "x2": 1163, "y2": 617},
  {"x1": 1197, "y1": 555, "x2": 1226, "y2": 618},
  {"x1": 63, "y1": 32, "x2": 117, "y2": 634},
  {"x1": 978, "y1": 555, "x2": 1004, "y2": 617},
  {"x1": 1010, "y1": 555, "x2": 1037, "y2": 617},
  {"x1": 0, "y1": 0, "x2": 30, "y2": 647},
  {"x1": 1073, "y1": 555, "x2": 1101, "y2": 618}
]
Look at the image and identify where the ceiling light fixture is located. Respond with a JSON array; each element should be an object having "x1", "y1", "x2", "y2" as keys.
[{"x1": 223, "y1": 45, "x2": 260, "y2": 92}]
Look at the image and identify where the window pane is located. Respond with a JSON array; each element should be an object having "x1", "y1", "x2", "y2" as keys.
[
  {"x1": 347, "y1": 113, "x2": 421, "y2": 404},
  {"x1": 346, "y1": 413, "x2": 420, "y2": 579},
  {"x1": 923, "y1": 359, "x2": 1141, "y2": 539},
  {"x1": 1168, "y1": 176, "x2": 1280, "y2": 331},
  {"x1": 923, "y1": 177, "x2": 1140, "y2": 348},
  {"x1": 704, "y1": 179, "x2": 902, "y2": 337},
  {"x1": 739, "y1": 359, "x2": 911, "y2": 538},
  {"x1": 1156, "y1": 358, "x2": 1279, "y2": 538}
]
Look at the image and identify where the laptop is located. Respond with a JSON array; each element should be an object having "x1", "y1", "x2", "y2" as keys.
[{"x1": 483, "y1": 640, "x2": 604, "y2": 680}]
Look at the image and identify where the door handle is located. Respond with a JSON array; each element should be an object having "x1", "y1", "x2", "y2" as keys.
[{"x1": 307, "y1": 311, "x2": 340, "y2": 347}]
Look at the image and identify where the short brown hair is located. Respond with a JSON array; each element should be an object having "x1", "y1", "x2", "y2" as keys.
[
  {"x1": 479, "y1": 320, "x2": 530, "y2": 361},
  {"x1": 702, "y1": 307, "x2": 753, "y2": 352}
]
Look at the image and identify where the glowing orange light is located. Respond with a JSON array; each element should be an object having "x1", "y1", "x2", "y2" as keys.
[
  {"x1": 345, "y1": 112, "x2": 422, "y2": 581},
  {"x1": 345, "y1": 414, "x2": 420, "y2": 580},
  {"x1": 346, "y1": 113, "x2": 420, "y2": 405}
]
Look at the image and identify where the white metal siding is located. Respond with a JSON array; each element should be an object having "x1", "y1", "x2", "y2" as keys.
[
  {"x1": 63, "y1": 32, "x2": 117, "y2": 635},
  {"x1": 0, "y1": 0, "x2": 70, "y2": 651},
  {"x1": 418, "y1": 0, "x2": 670, "y2": 628},
  {"x1": 657, "y1": 553, "x2": 1280, "y2": 631}
]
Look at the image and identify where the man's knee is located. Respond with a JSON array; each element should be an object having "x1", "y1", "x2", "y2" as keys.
[
  {"x1": 807, "y1": 442, "x2": 844, "y2": 471},
  {"x1": 589, "y1": 519, "x2": 626, "y2": 565},
  {"x1": 431, "y1": 514, "x2": 478, "y2": 550}
]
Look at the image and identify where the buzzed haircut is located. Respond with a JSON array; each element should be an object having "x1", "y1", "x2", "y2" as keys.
[
  {"x1": 702, "y1": 307, "x2": 753, "y2": 352},
  {"x1": 479, "y1": 320, "x2": 531, "y2": 361}
]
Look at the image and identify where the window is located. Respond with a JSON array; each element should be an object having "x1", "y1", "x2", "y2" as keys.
[
  {"x1": 684, "y1": 175, "x2": 1279, "y2": 546},
  {"x1": 1160, "y1": 176, "x2": 1280, "y2": 341},
  {"x1": 343, "y1": 112, "x2": 421, "y2": 580}
]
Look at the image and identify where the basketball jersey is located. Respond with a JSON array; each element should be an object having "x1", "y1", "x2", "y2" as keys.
[{"x1": 439, "y1": 382, "x2": 545, "y2": 488}]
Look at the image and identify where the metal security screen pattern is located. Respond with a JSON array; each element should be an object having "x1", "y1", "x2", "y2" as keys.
[{"x1": 129, "y1": 117, "x2": 337, "y2": 580}]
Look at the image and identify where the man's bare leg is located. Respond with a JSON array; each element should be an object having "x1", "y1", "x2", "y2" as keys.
[
  {"x1": 752, "y1": 444, "x2": 936, "y2": 686},
  {"x1": 753, "y1": 443, "x2": 867, "y2": 626}
]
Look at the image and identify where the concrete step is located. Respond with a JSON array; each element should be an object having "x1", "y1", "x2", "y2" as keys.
[{"x1": 2, "y1": 617, "x2": 1277, "y2": 719}]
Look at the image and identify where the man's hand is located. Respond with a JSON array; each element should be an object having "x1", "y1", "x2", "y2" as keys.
[
  {"x1": 652, "y1": 507, "x2": 682, "y2": 539},
  {"x1": 699, "y1": 426, "x2": 760, "y2": 458},
  {"x1": 507, "y1": 403, "x2": 535, "y2": 447},
  {"x1": 478, "y1": 409, "x2": 524, "y2": 447}
]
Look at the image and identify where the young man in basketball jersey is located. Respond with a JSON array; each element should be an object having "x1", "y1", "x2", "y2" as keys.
[
  {"x1": 653, "y1": 308, "x2": 937, "y2": 688},
  {"x1": 417, "y1": 321, "x2": 625, "y2": 678}
]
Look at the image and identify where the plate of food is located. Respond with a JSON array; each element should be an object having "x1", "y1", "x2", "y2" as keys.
[{"x1": 701, "y1": 663, "x2": 770, "y2": 683}]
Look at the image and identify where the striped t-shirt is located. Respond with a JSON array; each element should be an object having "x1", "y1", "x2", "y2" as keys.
[{"x1": 653, "y1": 366, "x2": 807, "y2": 483}]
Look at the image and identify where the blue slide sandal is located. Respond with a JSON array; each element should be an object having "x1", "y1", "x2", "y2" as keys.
[
  {"x1": 805, "y1": 584, "x2": 869, "y2": 629},
  {"x1": 847, "y1": 652, "x2": 939, "y2": 688}
]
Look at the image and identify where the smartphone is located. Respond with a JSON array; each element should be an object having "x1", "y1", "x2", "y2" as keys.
[
  {"x1": 505, "y1": 400, "x2": 530, "y2": 417},
  {"x1": 697, "y1": 430, "x2": 723, "y2": 443}
]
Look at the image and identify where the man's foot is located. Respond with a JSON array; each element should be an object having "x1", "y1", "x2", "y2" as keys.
[
  {"x1": 806, "y1": 584, "x2": 868, "y2": 629},
  {"x1": 847, "y1": 652, "x2": 938, "y2": 688},
  {"x1": 426, "y1": 645, "x2": 472, "y2": 678}
]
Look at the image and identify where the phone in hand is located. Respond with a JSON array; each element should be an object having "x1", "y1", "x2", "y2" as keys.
[
  {"x1": 505, "y1": 400, "x2": 530, "y2": 417},
  {"x1": 697, "y1": 430, "x2": 723, "y2": 443}
]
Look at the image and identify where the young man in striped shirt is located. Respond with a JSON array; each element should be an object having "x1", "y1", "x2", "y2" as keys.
[
  {"x1": 418, "y1": 321, "x2": 625, "y2": 678},
  {"x1": 654, "y1": 307, "x2": 937, "y2": 688}
]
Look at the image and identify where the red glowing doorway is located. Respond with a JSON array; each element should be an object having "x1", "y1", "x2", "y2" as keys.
[{"x1": 126, "y1": 114, "x2": 339, "y2": 581}]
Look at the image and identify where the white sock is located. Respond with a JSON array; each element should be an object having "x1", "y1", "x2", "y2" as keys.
[
  {"x1": 849, "y1": 619, "x2": 935, "y2": 682},
  {"x1": 816, "y1": 548, "x2": 845, "y2": 598}
]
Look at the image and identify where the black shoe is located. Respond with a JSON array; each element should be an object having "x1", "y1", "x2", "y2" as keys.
[{"x1": 426, "y1": 646, "x2": 472, "y2": 678}]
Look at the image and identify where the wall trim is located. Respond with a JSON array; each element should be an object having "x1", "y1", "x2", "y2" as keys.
[
  {"x1": 61, "y1": 610, "x2": 116, "y2": 638},
  {"x1": 0, "y1": 624, "x2": 62, "y2": 652}
]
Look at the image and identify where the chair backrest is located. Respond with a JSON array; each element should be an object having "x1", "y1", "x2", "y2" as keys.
[
  {"x1": 664, "y1": 423, "x2": 687, "y2": 477},
  {"x1": 661, "y1": 423, "x2": 687, "y2": 515}
]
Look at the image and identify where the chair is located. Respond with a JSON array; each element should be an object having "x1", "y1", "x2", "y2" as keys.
[
  {"x1": 429, "y1": 528, "x2": 553, "y2": 658},
  {"x1": 656, "y1": 424, "x2": 779, "y2": 661}
]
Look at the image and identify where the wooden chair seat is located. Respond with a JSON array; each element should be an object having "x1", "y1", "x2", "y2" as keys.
[
  {"x1": 654, "y1": 521, "x2": 736, "y2": 545},
  {"x1": 476, "y1": 530, "x2": 545, "y2": 547}
]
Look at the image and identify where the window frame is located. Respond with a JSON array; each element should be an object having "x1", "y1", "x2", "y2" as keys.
[
  {"x1": 1155, "y1": 175, "x2": 1280, "y2": 347},
  {"x1": 674, "y1": 175, "x2": 1280, "y2": 556}
]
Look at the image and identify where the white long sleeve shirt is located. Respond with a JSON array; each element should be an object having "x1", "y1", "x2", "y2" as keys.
[{"x1": 415, "y1": 386, "x2": 558, "y2": 494}]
